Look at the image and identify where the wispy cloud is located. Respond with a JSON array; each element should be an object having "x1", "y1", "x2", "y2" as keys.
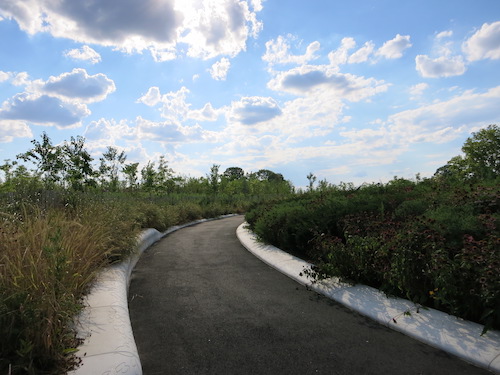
[{"x1": 64, "y1": 45, "x2": 101, "y2": 64}]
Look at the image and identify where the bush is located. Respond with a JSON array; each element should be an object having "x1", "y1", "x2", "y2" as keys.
[{"x1": 247, "y1": 180, "x2": 500, "y2": 331}]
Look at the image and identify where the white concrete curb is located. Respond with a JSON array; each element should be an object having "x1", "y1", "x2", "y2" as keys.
[
  {"x1": 236, "y1": 222, "x2": 500, "y2": 374},
  {"x1": 70, "y1": 214, "x2": 238, "y2": 375}
]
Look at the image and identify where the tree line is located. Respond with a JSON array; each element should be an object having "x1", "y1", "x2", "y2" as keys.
[{"x1": 0, "y1": 132, "x2": 294, "y2": 196}]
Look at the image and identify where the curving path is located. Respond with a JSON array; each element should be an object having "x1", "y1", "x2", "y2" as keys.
[{"x1": 128, "y1": 216, "x2": 491, "y2": 375}]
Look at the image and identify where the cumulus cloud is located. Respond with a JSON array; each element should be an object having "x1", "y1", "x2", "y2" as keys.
[
  {"x1": 137, "y1": 86, "x2": 191, "y2": 122},
  {"x1": 176, "y1": 0, "x2": 263, "y2": 59},
  {"x1": 462, "y1": 21, "x2": 500, "y2": 61},
  {"x1": 230, "y1": 96, "x2": 282, "y2": 125},
  {"x1": 64, "y1": 45, "x2": 101, "y2": 64},
  {"x1": 0, "y1": 0, "x2": 263, "y2": 60},
  {"x1": 0, "y1": 119, "x2": 33, "y2": 142},
  {"x1": 328, "y1": 37, "x2": 356, "y2": 66},
  {"x1": 137, "y1": 116, "x2": 206, "y2": 142},
  {"x1": 376, "y1": 34, "x2": 412, "y2": 59},
  {"x1": 348, "y1": 41, "x2": 375, "y2": 63},
  {"x1": 138, "y1": 86, "x2": 222, "y2": 123},
  {"x1": 262, "y1": 35, "x2": 320, "y2": 65},
  {"x1": 209, "y1": 57, "x2": 231, "y2": 80},
  {"x1": 0, "y1": 93, "x2": 90, "y2": 128},
  {"x1": 188, "y1": 102, "x2": 220, "y2": 122},
  {"x1": 415, "y1": 55, "x2": 466, "y2": 78},
  {"x1": 0, "y1": 68, "x2": 113, "y2": 128},
  {"x1": 38, "y1": 68, "x2": 116, "y2": 102},
  {"x1": 268, "y1": 65, "x2": 389, "y2": 102}
]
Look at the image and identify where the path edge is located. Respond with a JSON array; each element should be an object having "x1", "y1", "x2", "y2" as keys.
[
  {"x1": 69, "y1": 214, "x2": 239, "y2": 375},
  {"x1": 236, "y1": 222, "x2": 500, "y2": 374}
]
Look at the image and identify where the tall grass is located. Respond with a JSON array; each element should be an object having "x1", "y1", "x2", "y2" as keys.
[
  {"x1": 0, "y1": 203, "x2": 139, "y2": 374},
  {"x1": 0, "y1": 189, "x2": 264, "y2": 374}
]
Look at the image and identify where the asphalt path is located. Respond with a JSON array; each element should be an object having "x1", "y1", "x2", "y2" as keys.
[{"x1": 128, "y1": 216, "x2": 489, "y2": 375}]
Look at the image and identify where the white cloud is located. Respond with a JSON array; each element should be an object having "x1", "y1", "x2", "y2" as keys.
[
  {"x1": 0, "y1": 93, "x2": 90, "y2": 128},
  {"x1": 263, "y1": 35, "x2": 320, "y2": 65},
  {"x1": 0, "y1": 71, "x2": 11, "y2": 82},
  {"x1": 209, "y1": 57, "x2": 231, "y2": 80},
  {"x1": 0, "y1": 119, "x2": 33, "y2": 142},
  {"x1": 64, "y1": 45, "x2": 101, "y2": 64},
  {"x1": 38, "y1": 68, "x2": 116, "y2": 102},
  {"x1": 176, "y1": 0, "x2": 263, "y2": 59},
  {"x1": 409, "y1": 82, "x2": 429, "y2": 99},
  {"x1": 388, "y1": 86, "x2": 500, "y2": 144},
  {"x1": 348, "y1": 41, "x2": 375, "y2": 63},
  {"x1": 436, "y1": 30, "x2": 453, "y2": 39},
  {"x1": 328, "y1": 37, "x2": 356, "y2": 66},
  {"x1": 462, "y1": 21, "x2": 500, "y2": 61},
  {"x1": 137, "y1": 116, "x2": 207, "y2": 142},
  {"x1": 12, "y1": 72, "x2": 30, "y2": 86},
  {"x1": 376, "y1": 34, "x2": 412, "y2": 59},
  {"x1": 137, "y1": 87, "x2": 162, "y2": 107},
  {"x1": 229, "y1": 96, "x2": 282, "y2": 125},
  {"x1": 137, "y1": 86, "x2": 223, "y2": 123},
  {"x1": 415, "y1": 55, "x2": 466, "y2": 78},
  {"x1": 268, "y1": 65, "x2": 389, "y2": 102},
  {"x1": 188, "y1": 102, "x2": 220, "y2": 122},
  {"x1": 0, "y1": 0, "x2": 263, "y2": 60}
]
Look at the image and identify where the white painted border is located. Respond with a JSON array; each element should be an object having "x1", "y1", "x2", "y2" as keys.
[{"x1": 236, "y1": 222, "x2": 500, "y2": 374}]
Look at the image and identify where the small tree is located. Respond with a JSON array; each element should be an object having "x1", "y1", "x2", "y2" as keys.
[
  {"x1": 462, "y1": 124, "x2": 500, "y2": 180},
  {"x1": 17, "y1": 132, "x2": 64, "y2": 186},
  {"x1": 99, "y1": 146, "x2": 126, "y2": 191},
  {"x1": 123, "y1": 162, "x2": 139, "y2": 190},
  {"x1": 62, "y1": 136, "x2": 95, "y2": 191}
]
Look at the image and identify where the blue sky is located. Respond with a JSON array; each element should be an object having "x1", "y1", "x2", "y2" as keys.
[{"x1": 1, "y1": 0, "x2": 500, "y2": 187}]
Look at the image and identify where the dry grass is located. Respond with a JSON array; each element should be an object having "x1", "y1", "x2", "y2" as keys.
[{"x1": 0, "y1": 204, "x2": 138, "y2": 374}]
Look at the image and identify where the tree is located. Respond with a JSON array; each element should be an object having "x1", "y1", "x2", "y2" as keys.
[
  {"x1": 17, "y1": 132, "x2": 64, "y2": 185},
  {"x1": 141, "y1": 161, "x2": 156, "y2": 191},
  {"x1": 99, "y1": 146, "x2": 126, "y2": 191},
  {"x1": 62, "y1": 136, "x2": 95, "y2": 191},
  {"x1": 462, "y1": 124, "x2": 500, "y2": 180},
  {"x1": 434, "y1": 124, "x2": 500, "y2": 182},
  {"x1": 208, "y1": 164, "x2": 220, "y2": 194},
  {"x1": 123, "y1": 162, "x2": 139, "y2": 189},
  {"x1": 0, "y1": 159, "x2": 17, "y2": 184},
  {"x1": 307, "y1": 172, "x2": 317, "y2": 191},
  {"x1": 223, "y1": 167, "x2": 244, "y2": 181}
]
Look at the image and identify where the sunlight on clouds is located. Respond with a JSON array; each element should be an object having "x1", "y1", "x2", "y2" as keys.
[
  {"x1": 463, "y1": 21, "x2": 500, "y2": 61},
  {"x1": 176, "y1": 0, "x2": 263, "y2": 59},
  {"x1": 0, "y1": 0, "x2": 263, "y2": 60}
]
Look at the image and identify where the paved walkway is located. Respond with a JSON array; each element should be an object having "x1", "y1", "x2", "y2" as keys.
[{"x1": 128, "y1": 216, "x2": 489, "y2": 375}]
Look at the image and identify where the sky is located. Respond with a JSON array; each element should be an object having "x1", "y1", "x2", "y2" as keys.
[{"x1": 1, "y1": 0, "x2": 500, "y2": 188}]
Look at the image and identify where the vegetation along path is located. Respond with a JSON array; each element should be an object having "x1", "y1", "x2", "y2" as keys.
[{"x1": 128, "y1": 216, "x2": 489, "y2": 375}]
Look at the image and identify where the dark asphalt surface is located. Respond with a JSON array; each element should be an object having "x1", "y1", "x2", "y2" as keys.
[{"x1": 128, "y1": 216, "x2": 489, "y2": 375}]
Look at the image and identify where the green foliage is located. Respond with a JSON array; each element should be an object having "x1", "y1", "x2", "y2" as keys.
[{"x1": 247, "y1": 179, "x2": 500, "y2": 331}]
